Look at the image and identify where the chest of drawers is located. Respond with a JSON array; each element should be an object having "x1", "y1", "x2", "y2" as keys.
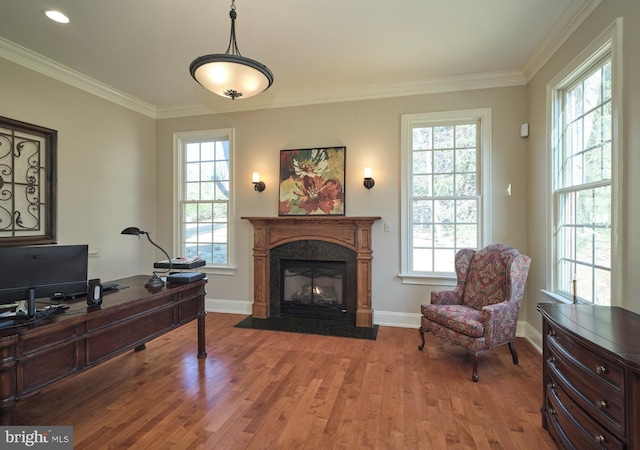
[{"x1": 538, "y1": 304, "x2": 640, "y2": 449}]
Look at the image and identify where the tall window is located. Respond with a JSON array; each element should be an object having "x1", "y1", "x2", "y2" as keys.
[
  {"x1": 401, "y1": 109, "x2": 491, "y2": 282},
  {"x1": 551, "y1": 38, "x2": 617, "y2": 305},
  {"x1": 549, "y1": 19, "x2": 622, "y2": 305},
  {"x1": 174, "y1": 129, "x2": 234, "y2": 270}
]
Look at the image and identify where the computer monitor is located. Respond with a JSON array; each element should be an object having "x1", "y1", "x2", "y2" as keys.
[{"x1": 0, "y1": 244, "x2": 88, "y2": 317}]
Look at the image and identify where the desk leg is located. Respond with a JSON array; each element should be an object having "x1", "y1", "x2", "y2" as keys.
[
  {"x1": 197, "y1": 311, "x2": 207, "y2": 358},
  {"x1": 0, "y1": 402, "x2": 15, "y2": 426},
  {"x1": 0, "y1": 335, "x2": 18, "y2": 425}
]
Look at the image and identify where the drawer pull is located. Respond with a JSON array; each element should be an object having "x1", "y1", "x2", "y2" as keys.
[
  {"x1": 549, "y1": 356, "x2": 556, "y2": 363},
  {"x1": 595, "y1": 365, "x2": 607, "y2": 375},
  {"x1": 547, "y1": 382, "x2": 556, "y2": 389},
  {"x1": 596, "y1": 400, "x2": 607, "y2": 409},
  {"x1": 595, "y1": 435, "x2": 606, "y2": 444},
  {"x1": 548, "y1": 408, "x2": 556, "y2": 415}
]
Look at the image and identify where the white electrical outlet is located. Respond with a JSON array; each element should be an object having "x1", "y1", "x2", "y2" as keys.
[{"x1": 384, "y1": 223, "x2": 390, "y2": 232}]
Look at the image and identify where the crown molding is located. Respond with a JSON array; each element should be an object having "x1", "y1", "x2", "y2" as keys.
[
  {"x1": 522, "y1": 0, "x2": 603, "y2": 81},
  {"x1": 0, "y1": 36, "x2": 157, "y2": 119},
  {"x1": 2, "y1": 0, "x2": 598, "y2": 122},
  {"x1": 157, "y1": 69, "x2": 527, "y2": 119}
]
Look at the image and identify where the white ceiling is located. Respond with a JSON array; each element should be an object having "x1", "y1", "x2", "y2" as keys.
[{"x1": 0, "y1": 0, "x2": 600, "y2": 117}]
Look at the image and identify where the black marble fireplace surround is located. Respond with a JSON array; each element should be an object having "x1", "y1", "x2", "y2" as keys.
[{"x1": 269, "y1": 240, "x2": 358, "y2": 323}]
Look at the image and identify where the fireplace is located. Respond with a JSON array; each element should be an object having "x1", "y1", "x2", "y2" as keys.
[
  {"x1": 281, "y1": 260, "x2": 347, "y2": 320},
  {"x1": 270, "y1": 239, "x2": 358, "y2": 322},
  {"x1": 242, "y1": 216, "x2": 380, "y2": 327}
]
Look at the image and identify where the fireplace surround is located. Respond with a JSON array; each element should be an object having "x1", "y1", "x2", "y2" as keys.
[{"x1": 242, "y1": 216, "x2": 380, "y2": 327}]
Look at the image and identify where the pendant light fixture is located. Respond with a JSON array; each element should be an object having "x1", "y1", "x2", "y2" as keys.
[{"x1": 189, "y1": 0, "x2": 274, "y2": 100}]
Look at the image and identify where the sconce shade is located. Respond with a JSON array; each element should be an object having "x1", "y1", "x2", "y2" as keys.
[
  {"x1": 121, "y1": 226, "x2": 173, "y2": 288},
  {"x1": 189, "y1": 1, "x2": 273, "y2": 100},
  {"x1": 363, "y1": 167, "x2": 375, "y2": 189},
  {"x1": 252, "y1": 172, "x2": 265, "y2": 192}
]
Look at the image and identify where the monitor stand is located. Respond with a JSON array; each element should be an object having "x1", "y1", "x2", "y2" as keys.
[
  {"x1": 0, "y1": 288, "x2": 37, "y2": 329},
  {"x1": 27, "y1": 287, "x2": 36, "y2": 318}
]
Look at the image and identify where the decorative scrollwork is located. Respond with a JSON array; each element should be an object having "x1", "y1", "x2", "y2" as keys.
[{"x1": 0, "y1": 116, "x2": 57, "y2": 245}]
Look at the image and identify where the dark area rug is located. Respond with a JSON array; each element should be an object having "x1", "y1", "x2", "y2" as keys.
[{"x1": 234, "y1": 316, "x2": 378, "y2": 340}]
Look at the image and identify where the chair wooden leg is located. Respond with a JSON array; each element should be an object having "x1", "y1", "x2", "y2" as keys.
[
  {"x1": 471, "y1": 352, "x2": 479, "y2": 382},
  {"x1": 508, "y1": 340, "x2": 519, "y2": 365},
  {"x1": 418, "y1": 326, "x2": 426, "y2": 351}
]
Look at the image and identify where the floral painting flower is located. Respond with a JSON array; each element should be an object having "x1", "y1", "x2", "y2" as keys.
[{"x1": 279, "y1": 147, "x2": 345, "y2": 215}]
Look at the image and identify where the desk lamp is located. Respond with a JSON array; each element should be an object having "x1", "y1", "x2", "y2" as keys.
[{"x1": 121, "y1": 227, "x2": 173, "y2": 288}]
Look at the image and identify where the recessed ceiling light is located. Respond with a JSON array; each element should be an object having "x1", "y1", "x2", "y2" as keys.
[{"x1": 43, "y1": 10, "x2": 70, "y2": 24}]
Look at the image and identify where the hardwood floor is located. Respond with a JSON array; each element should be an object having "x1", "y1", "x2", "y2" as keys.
[{"x1": 17, "y1": 313, "x2": 556, "y2": 449}]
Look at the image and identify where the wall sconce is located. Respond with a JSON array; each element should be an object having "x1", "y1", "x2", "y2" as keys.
[
  {"x1": 252, "y1": 172, "x2": 266, "y2": 192},
  {"x1": 363, "y1": 167, "x2": 375, "y2": 189}
]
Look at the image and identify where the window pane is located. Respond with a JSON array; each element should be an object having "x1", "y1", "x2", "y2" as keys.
[
  {"x1": 433, "y1": 174, "x2": 454, "y2": 196},
  {"x1": 455, "y1": 148, "x2": 476, "y2": 172},
  {"x1": 433, "y1": 126, "x2": 453, "y2": 149},
  {"x1": 413, "y1": 224, "x2": 432, "y2": 247},
  {"x1": 433, "y1": 249, "x2": 455, "y2": 272},
  {"x1": 413, "y1": 151, "x2": 431, "y2": 173},
  {"x1": 455, "y1": 173, "x2": 476, "y2": 196},
  {"x1": 413, "y1": 248, "x2": 433, "y2": 272},
  {"x1": 413, "y1": 200, "x2": 432, "y2": 224},
  {"x1": 455, "y1": 124, "x2": 476, "y2": 148},
  {"x1": 412, "y1": 175, "x2": 432, "y2": 197},
  {"x1": 413, "y1": 128, "x2": 432, "y2": 150},
  {"x1": 434, "y1": 224, "x2": 454, "y2": 247}
]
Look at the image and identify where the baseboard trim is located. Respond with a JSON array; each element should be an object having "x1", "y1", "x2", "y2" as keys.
[
  {"x1": 206, "y1": 298, "x2": 252, "y2": 315},
  {"x1": 205, "y1": 301, "x2": 542, "y2": 353}
]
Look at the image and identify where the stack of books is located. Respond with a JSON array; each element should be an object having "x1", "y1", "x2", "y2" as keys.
[{"x1": 154, "y1": 257, "x2": 206, "y2": 283}]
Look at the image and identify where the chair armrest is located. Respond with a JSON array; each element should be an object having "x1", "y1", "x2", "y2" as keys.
[
  {"x1": 481, "y1": 301, "x2": 519, "y2": 347},
  {"x1": 431, "y1": 289, "x2": 463, "y2": 305}
]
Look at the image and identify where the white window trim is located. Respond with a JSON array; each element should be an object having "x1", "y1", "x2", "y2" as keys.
[
  {"x1": 173, "y1": 129, "x2": 237, "y2": 276},
  {"x1": 545, "y1": 18, "x2": 623, "y2": 305},
  {"x1": 399, "y1": 108, "x2": 492, "y2": 285}
]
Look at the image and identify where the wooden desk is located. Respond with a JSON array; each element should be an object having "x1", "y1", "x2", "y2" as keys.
[{"x1": 0, "y1": 275, "x2": 207, "y2": 425}]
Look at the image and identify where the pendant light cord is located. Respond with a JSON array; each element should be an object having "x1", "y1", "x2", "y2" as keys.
[{"x1": 225, "y1": 0, "x2": 241, "y2": 56}]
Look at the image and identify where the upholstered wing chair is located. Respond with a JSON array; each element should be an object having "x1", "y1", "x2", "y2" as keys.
[{"x1": 418, "y1": 244, "x2": 531, "y2": 382}]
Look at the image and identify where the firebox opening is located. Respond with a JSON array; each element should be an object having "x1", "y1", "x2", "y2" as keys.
[{"x1": 280, "y1": 260, "x2": 347, "y2": 321}]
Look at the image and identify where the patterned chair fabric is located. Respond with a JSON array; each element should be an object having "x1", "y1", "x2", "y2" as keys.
[{"x1": 418, "y1": 244, "x2": 531, "y2": 381}]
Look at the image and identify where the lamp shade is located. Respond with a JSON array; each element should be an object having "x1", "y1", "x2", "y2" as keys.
[
  {"x1": 190, "y1": 54, "x2": 273, "y2": 100},
  {"x1": 121, "y1": 226, "x2": 172, "y2": 288}
]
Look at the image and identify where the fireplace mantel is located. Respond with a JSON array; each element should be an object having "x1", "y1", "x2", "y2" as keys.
[{"x1": 242, "y1": 216, "x2": 380, "y2": 327}]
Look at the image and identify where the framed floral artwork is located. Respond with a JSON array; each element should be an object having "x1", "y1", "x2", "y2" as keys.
[{"x1": 278, "y1": 147, "x2": 346, "y2": 216}]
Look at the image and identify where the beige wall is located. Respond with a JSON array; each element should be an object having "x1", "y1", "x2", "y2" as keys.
[
  {"x1": 6, "y1": 0, "x2": 637, "y2": 332},
  {"x1": 526, "y1": 0, "x2": 640, "y2": 337},
  {"x1": 0, "y1": 58, "x2": 157, "y2": 282},
  {"x1": 156, "y1": 87, "x2": 529, "y2": 324}
]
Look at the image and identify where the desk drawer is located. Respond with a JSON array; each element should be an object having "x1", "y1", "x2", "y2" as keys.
[
  {"x1": 547, "y1": 322, "x2": 623, "y2": 388},
  {"x1": 547, "y1": 377, "x2": 624, "y2": 450},
  {"x1": 21, "y1": 323, "x2": 79, "y2": 355},
  {"x1": 547, "y1": 337, "x2": 624, "y2": 432},
  {"x1": 20, "y1": 341, "x2": 79, "y2": 396},
  {"x1": 86, "y1": 307, "x2": 174, "y2": 364}
]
